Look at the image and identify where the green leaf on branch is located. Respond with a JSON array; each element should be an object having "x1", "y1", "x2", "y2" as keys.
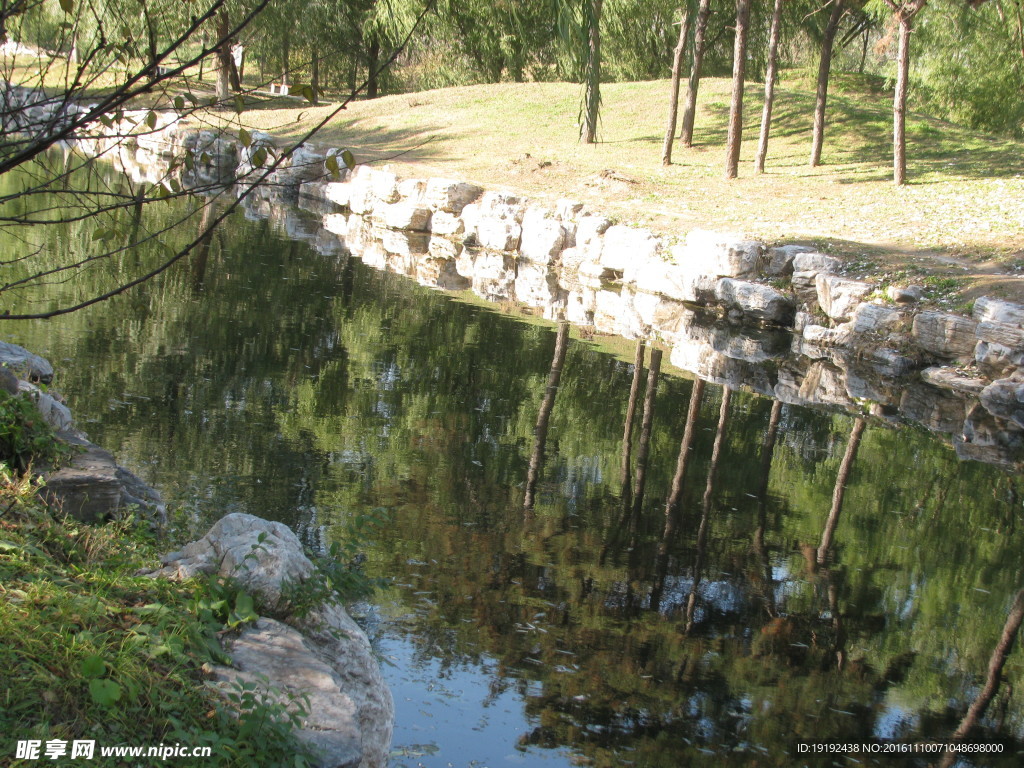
[
  {"x1": 238, "y1": 128, "x2": 251, "y2": 148},
  {"x1": 340, "y1": 149, "x2": 355, "y2": 170},
  {"x1": 251, "y1": 147, "x2": 267, "y2": 168},
  {"x1": 145, "y1": 111, "x2": 157, "y2": 130},
  {"x1": 58, "y1": 0, "x2": 74, "y2": 14}
]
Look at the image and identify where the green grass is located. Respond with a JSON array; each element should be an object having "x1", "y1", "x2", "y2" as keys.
[{"x1": 0, "y1": 467, "x2": 316, "y2": 767}]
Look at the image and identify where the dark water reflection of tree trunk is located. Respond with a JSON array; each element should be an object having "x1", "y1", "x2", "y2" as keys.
[
  {"x1": 651, "y1": 378, "x2": 705, "y2": 612},
  {"x1": 753, "y1": 400, "x2": 783, "y2": 618},
  {"x1": 685, "y1": 386, "x2": 731, "y2": 634},
  {"x1": 936, "y1": 589, "x2": 1024, "y2": 768},
  {"x1": 190, "y1": 204, "x2": 215, "y2": 293},
  {"x1": 817, "y1": 417, "x2": 867, "y2": 567},
  {"x1": 631, "y1": 348, "x2": 663, "y2": 521},
  {"x1": 620, "y1": 339, "x2": 647, "y2": 498},
  {"x1": 524, "y1": 321, "x2": 570, "y2": 510}
]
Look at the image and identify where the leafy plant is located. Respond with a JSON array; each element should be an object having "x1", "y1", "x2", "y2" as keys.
[{"x1": 0, "y1": 389, "x2": 67, "y2": 472}]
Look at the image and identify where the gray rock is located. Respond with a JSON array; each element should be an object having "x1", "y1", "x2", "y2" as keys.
[
  {"x1": 428, "y1": 210, "x2": 465, "y2": 237},
  {"x1": 899, "y1": 383, "x2": 968, "y2": 434},
  {"x1": 954, "y1": 404, "x2": 1024, "y2": 467},
  {"x1": 850, "y1": 303, "x2": 906, "y2": 336},
  {"x1": 555, "y1": 198, "x2": 584, "y2": 219},
  {"x1": 515, "y1": 261, "x2": 562, "y2": 309},
  {"x1": 864, "y1": 348, "x2": 917, "y2": 378},
  {"x1": 630, "y1": 256, "x2": 716, "y2": 304},
  {"x1": 520, "y1": 207, "x2": 569, "y2": 264},
  {"x1": 979, "y1": 374, "x2": 1024, "y2": 428},
  {"x1": 321, "y1": 181, "x2": 352, "y2": 209},
  {"x1": 681, "y1": 230, "x2": 764, "y2": 278},
  {"x1": 975, "y1": 340, "x2": 1024, "y2": 379},
  {"x1": 575, "y1": 215, "x2": 612, "y2": 247},
  {"x1": 17, "y1": 380, "x2": 73, "y2": 431},
  {"x1": 149, "y1": 513, "x2": 394, "y2": 767},
  {"x1": 765, "y1": 245, "x2": 813, "y2": 277},
  {"x1": 379, "y1": 202, "x2": 431, "y2": 232},
  {"x1": 886, "y1": 285, "x2": 924, "y2": 304},
  {"x1": 424, "y1": 178, "x2": 482, "y2": 214},
  {"x1": 920, "y1": 366, "x2": 988, "y2": 396},
  {"x1": 815, "y1": 275, "x2": 874, "y2": 322},
  {"x1": 714, "y1": 279, "x2": 795, "y2": 326},
  {"x1": 154, "y1": 514, "x2": 314, "y2": 610},
  {"x1": 0, "y1": 366, "x2": 18, "y2": 395},
  {"x1": 212, "y1": 618, "x2": 363, "y2": 768},
  {"x1": 774, "y1": 361, "x2": 855, "y2": 409},
  {"x1": 912, "y1": 312, "x2": 978, "y2": 360},
  {"x1": 975, "y1": 320, "x2": 1024, "y2": 349},
  {"x1": 601, "y1": 225, "x2": 661, "y2": 272},
  {"x1": 43, "y1": 431, "x2": 166, "y2": 526},
  {"x1": 0, "y1": 341, "x2": 54, "y2": 383},
  {"x1": 670, "y1": 341, "x2": 777, "y2": 396},
  {"x1": 799, "y1": 323, "x2": 853, "y2": 356},
  {"x1": 973, "y1": 296, "x2": 1024, "y2": 326},
  {"x1": 792, "y1": 252, "x2": 842, "y2": 276}
]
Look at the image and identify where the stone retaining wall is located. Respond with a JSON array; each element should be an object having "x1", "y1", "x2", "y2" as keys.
[{"x1": 6, "y1": 85, "x2": 1021, "y2": 467}]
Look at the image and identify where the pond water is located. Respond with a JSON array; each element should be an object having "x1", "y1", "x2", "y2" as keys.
[{"x1": 3, "y1": 159, "x2": 1024, "y2": 767}]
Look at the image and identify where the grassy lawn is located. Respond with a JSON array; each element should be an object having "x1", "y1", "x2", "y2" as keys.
[
  {"x1": 221, "y1": 74, "x2": 1024, "y2": 303},
  {"x1": 8, "y1": 51, "x2": 1024, "y2": 304}
]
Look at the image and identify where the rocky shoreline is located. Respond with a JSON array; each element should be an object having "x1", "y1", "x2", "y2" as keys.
[
  {"x1": 4, "y1": 81, "x2": 1022, "y2": 467},
  {"x1": 0, "y1": 341, "x2": 393, "y2": 768}
]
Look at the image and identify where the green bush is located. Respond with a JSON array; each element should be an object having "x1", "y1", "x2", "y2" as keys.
[{"x1": 0, "y1": 389, "x2": 66, "y2": 472}]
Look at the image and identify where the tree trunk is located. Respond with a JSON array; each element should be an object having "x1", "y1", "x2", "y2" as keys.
[
  {"x1": 725, "y1": 0, "x2": 752, "y2": 178},
  {"x1": 631, "y1": 348, "x2": 662, "y2": 517},
  {"x1": 810, "y1": 0, "x2": 844, "y2": 167},
  {"x1": 755, "y1": 0, "x2": 784, "y2": 174},
  {"x1": 367, "y1": 38, "x2": 381, "y2": 99},
  {"x1": 524, "y1": 322, "x2": 570, "y2": 510},
  {"x1": 281, "y1": 31, "x2": 291, "y2": 86},
  {"x1": 620, "y1": 339, "x2": 646, "y2": 490},
  {"x1": 311, "y1": 55, "x2": 320, "y2": 105},
  {"x1": 582, "y1": 0, "x2": 603, "y2": 144},
  {"x1": 893, "y1": 16, "x2": 912, "y2": 185},
  {"x1": 216, "y1": 10, "x2": 233, "y2": 102},
  {"x1": 662, "y1": 5, "x2": 693, "y2": 166},
  {"x1": 679, "y1": 0, "x2": 712, "y2": 145},
  {"x1": 816, "y1": 418, "x2": 866, "y2": 566}
]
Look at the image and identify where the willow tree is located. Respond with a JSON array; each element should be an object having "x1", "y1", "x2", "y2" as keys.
[{"x1": 553, "y1": 0, "x2": 604, "y2": 143}]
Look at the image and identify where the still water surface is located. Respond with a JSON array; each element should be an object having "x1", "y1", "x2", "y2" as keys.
[{"x1": 4, "y1": 173, "x2": 1024, "y2": 767}]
